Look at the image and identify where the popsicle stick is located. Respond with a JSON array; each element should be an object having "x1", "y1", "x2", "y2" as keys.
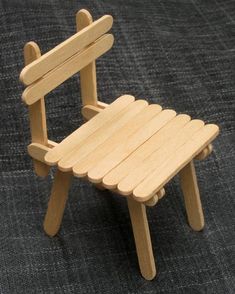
[
  {"x1": 20, "y1": 15, "x2": 113, "y2": 85},
  {"x1": 43, "y1": 170, "x2": 72, "y2": 236},
  {"x1": 28, "y1": 143, "x2": 50, "y2": 163},
  {"x1": 127, "y1": 197, "x2": 156, "y2": 280},
  {"x1": 118, "y1": 120, "x2": 204, "y2": 196},
  {"x1": 133, "y1": 124, "x2": 219, "y2": 201},
  {"x1": 143, "y1": 188, "x2": 165, "y2": 206},
  {"x1": 82, "y1": 105, "x2": 102, "y2": 120},
  {"x1": 73, "y1": 104, "x2": 162, "y2": 177},
  {"x1": 22, "y1": 34, "x2": 114, "y2": 105},
  {"x1": 103, "y1": 114, "x2": 190, "y2": 189},
  {"x1": 45, "y1": 95, "x2": 135, "y2": 165},
  {"x1": 88, "y1": 109, "x2": 176, "y2": 183},
  {"x1": 195, "y1": 144, "x2": 213, "y2": 160},
  {"x1": 144, "y1": 194, "x2": 158, "y2": 207},
  {"x1": 59, "y1": 100, "x2": 148, "y2": 171},
  {"x1": 82, "y1": 102, "x2": 109, "y2": 120},
  {"x1": 77, "y1": 9, "x2": 98, "y2": 106},
  {"x1": 179, "y1": 161, "x2": 204, "y2": 231},
  {"x1": 24, "y1": 42, "x2": 50, "y2": 177}
]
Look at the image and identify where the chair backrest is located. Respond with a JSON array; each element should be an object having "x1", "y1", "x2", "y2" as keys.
[{"x1": 20, "y1": 13, "x2": 114, "y2": 105}]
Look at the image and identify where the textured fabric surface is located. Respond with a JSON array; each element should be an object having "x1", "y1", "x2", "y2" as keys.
[{"x1": 0, "y1": 0, "x2": 235, "y2": 293}]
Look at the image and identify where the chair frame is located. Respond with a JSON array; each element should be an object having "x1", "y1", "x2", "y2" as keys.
[{"x1": 21, "y1": 9, "x2": 215, "y2": 280}]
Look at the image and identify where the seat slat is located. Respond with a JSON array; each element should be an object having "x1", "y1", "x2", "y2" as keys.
[
  {"x1": 102, "y1": 114, "x2": 191, "y2": 189},
  {"x1": 20, "y1": 15, "x2": 113, "y2": 85},
  {"x1": 45, "y1": 95, "x2": 135, "y2": 165},
  {"x1": 58, "y1": 100, "x2": 148, "y2": 171},
  {"x1": 73, "y1": 104, "x2": 162, "y2": 177},
  {"x1": 87, "y1": 109, "x2": 176, "y2": 183},
  {"x1": 133, "y1": 124, "x2": 219, "y2": 202},
  {"x1": 22, "y1": 34, "x2": 114, "y2": 105},
  {"x1": 117, "y1": 119, "x2": 205, "y2": 195}
]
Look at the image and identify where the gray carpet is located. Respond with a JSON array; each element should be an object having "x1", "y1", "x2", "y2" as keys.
[{"x1": 0, "y1": 0, "x2": 235, "y2": 293}]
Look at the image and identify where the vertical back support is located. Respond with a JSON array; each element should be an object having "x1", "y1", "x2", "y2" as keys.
[
  {"x1": 76, "y1": 9, "x2": 98, "y2": 106},
  {"x1": 24, "y1": 42, "x2": 50, "y2": 177}
]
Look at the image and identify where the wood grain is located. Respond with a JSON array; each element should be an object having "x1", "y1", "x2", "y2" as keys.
[
  {"x1": 133, "y1": 124, "x2": 219, "y2": 201},
  {"x1": 117, "y1": 119, "x2": 204, "y2": 196},
  {"x1": 43, "y1": 170, "x2": 72, "y2": 236},
  {"x1": 179, "y1": 161, "x2": 205, "y2": 231},
  {"x1": 76, "y1": 9, "x2": 98, "y2": 106},
  {"x1": 45, "y1": 95, "x2": 135, "y2": 165},
  {"x1": 22, "y1": 34, "x2": 114, "y2": 105},
  {"x1": 127, "y1": 197, "x2": 156, "y2": 280},
  {"x1": 20, "y1": 15, "x2": 113, "y2": 85},
  {"x1": 58, "y1": 100, "x2": 148, "y2": 171},
  {"x1": 88, "y1": 109, "x2": 176, "y2": 183},
  {"x1": 24, "y1": 42, "x2": 50, "y2": 177},
  {"x1": 73, "y1": 104, "x2": 162, "y2": 177},
  {"x1": 103, "y1": 114, "x2": 190, "y2": 189}
]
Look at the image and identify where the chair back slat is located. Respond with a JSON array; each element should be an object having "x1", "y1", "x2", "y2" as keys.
[
  {"x1": 22, "y1": 34, "x2": 114, "y2": 105},
  {"x1": 20, "y1": 15, "x2": 113, "y2": 85}
]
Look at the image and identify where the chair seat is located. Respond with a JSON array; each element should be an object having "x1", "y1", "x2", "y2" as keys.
[{"x1": 44, "y1": 95, "x2": 219, "y2": 202}]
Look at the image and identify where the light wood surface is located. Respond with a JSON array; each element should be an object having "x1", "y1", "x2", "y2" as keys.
[
  {"x1": 27, "y1": 141, "x2": 58, "y2": 163},
  {"x1": 81, "y1": 102, "x2": 109, "y2": 120},
  {"x1": 195, "y1": 144, "x2": 213, "y2": 160},
  {"x1": 76, "y1": 9, "x2": 98, "y2": 106},
  {"x1": 117, "y1": 119, "x2": 204, "y2": 196},
  {"x1": 45, "y1": 95, "x2": 135, "y2": 165},
  {"x1": 143, "y1": 187, "x2": 165, "y2": 207},
  {"x1": 179, "y1": 161, "x2": 204, "y2": 231},
  {"x1": 20, "y1": 8, "x2": 220, "y2": 281},
  {"x1": 103, "y1": 114, "x2": 190, "y2": 189},
  {"x1": 24, "y1": 42, "x2": 50, "y2": 177},
  {"x1": 144, "y1": 194, "x2": 158, "y2": 207},
  {"x1": 133, "y1": 124, "x2": 219, "y2": 201},
  {"x1": 43, "y1": 170, "x2": 72, "y2": 236},
  {"x1": 73, "y1": 104, "x2": 162, "y2": 177},
  {"x1": 59, "y1": 100, "x2": 148, "y2": 171},
  {"x1": 82, "y1": 105, "x2": 103, "y2": 120},
  {"x1": 22, "y1": 34, "x2": 114, "y2": 105},
  {"x1": 88, "y1": 109, "x2": 176, "y2": 183},
  {"x1": 20, "y1": 14, "x2": 113, "y2": 85},
  {"x1": 127, "y1": 197, "x2": 156, "y2": 280},
  {"x1": 28, "y1": 143, "x2": 50, "y2": 163}
]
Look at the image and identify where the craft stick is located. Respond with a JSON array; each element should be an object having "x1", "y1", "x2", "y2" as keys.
[
  {"x1": 103, "y1": 114, "x2": 190, "y2": 189},
  {"x1": 59, "y1": 100, "x2": 148, "y2": 171},
  {"x1": 22, "y1": 34, "x2": 114, "y2": 105},
  {"x1": 133, "y1": 124, "x2": 219, "y2": 201},
  {"x1": 45, "y1": 95, "x2": 135, "y2": 165},
  {"x1": 24, "y1": 42, "x2": 50, "y2": 177},
  {"x1": 117, "y1": 119, "x2": 205, "y2": 196},
  {"x1": 76, "y1": 9, "x2": 98, "y2": 106},
  {"x1": 73, "y1": 104, "x2": 162, "y2": 177},
  {"x1": 20, "y1": 15, "x2": 113, "y2": 85},
  {"x1": 88, "y1": 109, "x2": 176, "y2": 183}
]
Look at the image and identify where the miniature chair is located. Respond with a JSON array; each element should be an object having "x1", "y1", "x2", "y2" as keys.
[{"x1": 20, "y1": 9, "x2": 219, "y2": 280}]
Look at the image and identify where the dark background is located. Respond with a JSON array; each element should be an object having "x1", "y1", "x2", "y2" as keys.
[{"x1": 0, "y1": 0, "x2": 234, "y2": 293}]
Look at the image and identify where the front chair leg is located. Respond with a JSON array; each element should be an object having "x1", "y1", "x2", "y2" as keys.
[
  {"x1": 43, "y1": 169, "x2": 72, "y2": 237},
  {"x1": 127, "y1": 197, "x2": 156, "y2": 280},
  {"x1": 179, "y1": 160, "x2": 205, "y2": 231}
]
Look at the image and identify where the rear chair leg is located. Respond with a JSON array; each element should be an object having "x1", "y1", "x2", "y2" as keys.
[
  {"x1": 179, "y1": 160, "x2": 205, "y2": 231},
  {"x1": 127, "y1": 197, "x2": 156, "y2": 280},
  {"x1": 43, "y1": 169, "x2": 72, "y2": 237}
]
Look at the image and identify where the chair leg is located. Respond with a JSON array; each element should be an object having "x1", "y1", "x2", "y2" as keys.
[
  {"x1": 127, "y1": 197, "x2": 156, "y2": 280},
  {"x1": 179, "y1": 160, "x2": 205, "y2": 231},
  {"x1": 43, "y1": 169, "x2": 72, "y2": 237}
]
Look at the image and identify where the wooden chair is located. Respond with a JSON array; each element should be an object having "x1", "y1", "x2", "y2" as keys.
[{"x1": 20, "y1": 9, "x2": 219, "y2": 280}]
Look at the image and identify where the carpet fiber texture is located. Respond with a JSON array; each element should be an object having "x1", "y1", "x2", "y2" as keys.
[{"x1": 0, "y1": 0, "x2": 234, "y2": 293}]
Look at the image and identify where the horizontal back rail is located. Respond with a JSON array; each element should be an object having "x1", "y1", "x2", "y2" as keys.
[
  {"x1": 22, "y1": 34, "x2": 114, "y2": 105},
  {"x1": 20, "y1": 15, "x2": 113, "y2": 85}
]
